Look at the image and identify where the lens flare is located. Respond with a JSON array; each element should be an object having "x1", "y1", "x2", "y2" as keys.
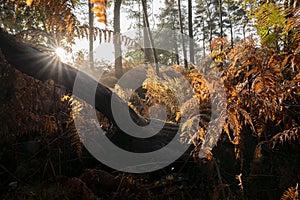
[{"x1": 55, "y1": 47, "x2": 68, "y2": 63}]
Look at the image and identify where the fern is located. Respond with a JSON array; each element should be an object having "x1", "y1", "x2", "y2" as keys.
[
  {"x1": 3, "y1": 0, "x2": 143, "y2": 57},
  {"x1": 90, "y1": 0, "x2": 107, "y2": 24},
  {"x1": 281, "y1": 183, "x2": 299, "y2": 200},
  {"x1": 270, "y1": 127, "x2": 300, "y2": 149}
]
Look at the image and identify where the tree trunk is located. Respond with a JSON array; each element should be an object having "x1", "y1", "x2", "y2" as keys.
[
  {"x1": 114, "y1": 0, "x2": 123, "y2": 79},
  {"x1": 207, "y1": 5, "x2": 213, "y2": 51},
  {"x1": 141, "y1": 0, "x2": 159, "y2": 74},
  {"x1": 243, "y1": 23, "x2": 246, "y2": 40},
  {"x1": 88, "y1": 1, "x2": 94, "y2": 70},
  {"x1": 0, "y1": 29, "x2": 180, "y2": 153},
  {"x1": 229, "y1": 19, "x2": 233, "y2": 48},
  {"x1": 202, "y1": 19, "x2": 206, "y2": 58},
  {"x1": 171, "y1": 1, "x2": 180, "y2": 65},
  {"x1": 174, "y1": 31, "x2": 180, "y2": 65},
  {"x1": 218, "y1": 0, "x2": 223, "y2": 38},
  {"x1": 227, "y1": 1, "x2": 234, "y2": 48},
  {"x1": 143, "y1": 17, "x2": 152, "y2": 63},
  {"x1": 178, "y1": 0, "x2": 188, "y2": 69},
  {"x1": 188, "y1": 0, "x2": 194, "y2": 64},
  {"x1": 229, "y1": 18, "x2": 233, "y2": 49},
  {"x1": 209, "y1": 16, "x2": 213, "y2": 51}
]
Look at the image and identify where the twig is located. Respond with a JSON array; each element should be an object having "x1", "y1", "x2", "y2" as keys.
[
  {"x1": 213, "y1": 157, "x2": 226, "y2": 199},
  {"x1": 0, "y1": 164, "x2": 25, "y2": 185}
]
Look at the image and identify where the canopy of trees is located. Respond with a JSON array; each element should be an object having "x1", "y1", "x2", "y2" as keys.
[{"x1": 0, "y1": 0, "x2": 300, "y2": 199}]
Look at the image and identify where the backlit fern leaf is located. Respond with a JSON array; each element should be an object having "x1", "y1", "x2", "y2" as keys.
[
  {"x1": 68, "y1": 121, "x2": 83, "y2": 158},
  {"x1": 270, "y1": 127, "x2": 300, "y2": 149},
  {"x1": 281, "y1": 183, "x2": 299, "y2": 200},
  {"x1": 44, "y1": 115, "x2": 58, "y2": 135},
  {"x1": 90, "y1": 0, "x2": 107, "y2": 24}
]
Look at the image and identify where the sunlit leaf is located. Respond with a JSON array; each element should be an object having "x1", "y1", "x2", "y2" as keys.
[{"x1": 26, "y1": 0, "x2": 33, "y2": 6}]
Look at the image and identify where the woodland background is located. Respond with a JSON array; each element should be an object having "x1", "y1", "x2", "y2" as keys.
[{"x1": 0, "y1": 0, "x2": 300, "y2": 199}]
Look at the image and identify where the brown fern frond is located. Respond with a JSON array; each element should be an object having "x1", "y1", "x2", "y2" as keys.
[
  {"x1": 181, "y1": 115, "x2": 202, "y2": 144},
  {"x1": 75, "y1": 26, "x2": 143, "y2": 50},
  {"x1": 281, "y1": 183, "x2": 299, "y2": 200},
  {"x1": 143, "y1": 67, "x2": 188, "y2": 122},
  {"x1": 270, "y1": 127, "x2": 300, "y2": 149},
  {"x1": 67, "y1": 122, "x2": 83, "y2": 157},
  {"x1": 211, "y1": 37, "x2": 230, "y2": 51},
  {"x1": 7, "y1": 0, "x2": 79, "y2": 46},
  {"x1": 44, "y1": 115, "x2": 58, "y2": 135},
  {"x1": 91, "y1": 0, "x2": 107, "y2": 24}
]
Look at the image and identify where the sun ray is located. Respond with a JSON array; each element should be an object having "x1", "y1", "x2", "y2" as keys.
[{"x1": 55, "y1": 47, "x2": 68, "y2": 63}]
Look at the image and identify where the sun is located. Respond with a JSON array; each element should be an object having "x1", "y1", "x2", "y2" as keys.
[{"x1": 55, "y1": 47, "x2": 68, "y2": 63}]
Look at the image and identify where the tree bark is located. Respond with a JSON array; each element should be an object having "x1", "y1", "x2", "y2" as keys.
[
  {"x1": 202, "y1": 19, "x2": 206, "y2": 58},
  {"x1": 88, "y1": 1, "x2": 94, "y2": 70},
  {"x1": 209, "y1": 14, "x2": 213, "y2": 51},
  {"x1": 0, "y1": 29, "x2": 180, "y2": 153},
  {"x1": 218, "y1": 0, "x2": 223, "y2": 38},
  {"x1": 178, "y1": 0, "x2": 188, "y2": 69},
  {"x1": 188, "y1": 0, "x2": 195, "y2": 64},
  {"x1": 243, "y1": 23, "x2": 246, "y2": 40},
  {"x1": 114, "y1": 0, "x2": 123, "y2": 78},
  {"x1": 142, "y1": 0, "x2": 152, "y2": 64},
  {"x1": 227, "y1": 1, "x2": 234, "y2": 48},
  {"x1": 141, "y1": 0, "x2": 159, "y2": 74},
  {"x1": 171, "y1": 0, "x2": 180, "y2": 65}
]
